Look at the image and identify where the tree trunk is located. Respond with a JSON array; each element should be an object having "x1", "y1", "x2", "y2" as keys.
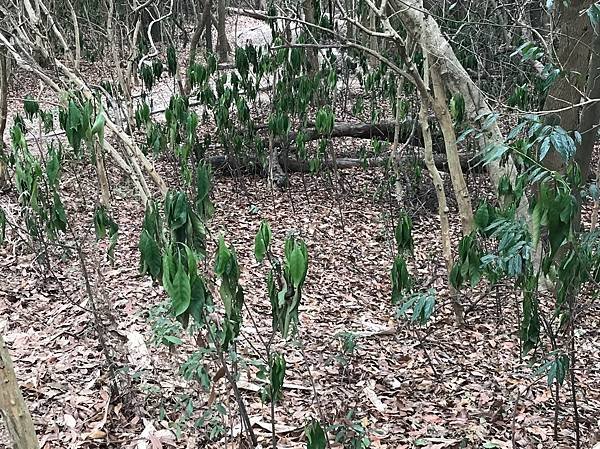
[
  {"x1": 391, "y1": 78, "x2": 408, "y2": 202},
  {"x1": 0, "y1": 49, "x2": 9, "y2": 190},
  {"x1": 369, "y1": 8, "x2": 378, "y2": 67},
  {"x1": 576, "y1": 21, "x2": 600, "y2": 183},
  {"x1": 66, "y1": 0, "x2": 81, "y2": 70},
  {"x1": 185, "y1": 0, "x2": 213, "y2": 95},
  {"x1": 0, "y1": 49, "x2": 8, "y2": 152},
  {"x1": 95, "y1": 141, "x2": 111, "y2": 207},
  {"x1": 430, "y1": 59, "x2": 474, "y2": 234},
  {"x1": 205, "y1": 0, "x2": 213, "y2": 52},
  {"x1": 141, "y1": 6, "x2": 162, "y2": 44},
  {"x1": 303, "y1": 0, "x2": 320, "y2": 72},
  {"x1": 0, "y1": 334, "x2": 40, "y2": 449},
  {"x1": 394, "y1": 0, "x2": 527, "y2": 217},
  {"x1": 542, "y1": 0, "x2": 595, "y2": 171},
  {"x1": 419, "y1": 53, "x2": 464, "y2": 325},
  {"x1": 216, "y1": 0, "x2": 230, "y2": 61}
]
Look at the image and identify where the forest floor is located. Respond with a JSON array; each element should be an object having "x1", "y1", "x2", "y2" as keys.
[
  {"x1": 2, "y1": 15, "x2": 600, "y2": 449},
  {"x1": 2, "y1": 152, "x2": 600, "y2": 449}
]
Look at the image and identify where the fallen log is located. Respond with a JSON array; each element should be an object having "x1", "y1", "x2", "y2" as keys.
[
  {"x1": 206, "y1": 150, "x2": 480, "y2": 175},
  {"x1": 226, "y1": 7, "x2": 270, "y2": 21},
  {"x1": 289, "y1": 121, "x2": 397, "y2": 141},
  {"x1": 266, "y1": 119, "x2": 443, "y2": 150}
]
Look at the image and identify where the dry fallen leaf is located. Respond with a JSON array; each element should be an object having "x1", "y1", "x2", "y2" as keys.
[
  {"x1": 364, "y1": 386, "x2": 386, "y2": 413},
  {"x1": 84, "y1": 429, "x2": 107, "y2": 440},
  {"x1": 63, "y1": 414, "x2": 76, "y2": 429}
]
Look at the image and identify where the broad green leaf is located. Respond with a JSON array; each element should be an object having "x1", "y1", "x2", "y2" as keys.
[
  {"x1": 139, "y1": 230, "x2": 162, "y2": 278},
  {"x1": 91, "y1": 112, "x2": 105, "y2": 136},
  {"x1": 46, "y1": 148, "x2": 60, "y2": 187},
  {"x1": 270, "y1": 353, "x2": 286, "y2": 399},
  {"x1": 539, "y1": 137, "x2": 551, "y2": 160},
  {"x1": 474, "y1": 203, "x2": 490, "y2": 230},
  {"x1": 94, "y1": 206, "x2": 108, "y2": 239},
  {"x1": 167, "y1": 46, "x2": 177, "y2": 76},
  {"x1": 531, "y1": 201, "x2": 542, "y2": 249},
  {"x1": 215, "y1": 236, "x2": 232, "y2": 276},
  {"x1": 189, "y1": 277, "x2": 207, "y2": 324},
  {"x1": 289, "y1": 246, "x2": 306, "y2": 287},
  {"x1": 254, "y1": 220, "x2": 271, "y2": 262},
  {"x1": 483, "y1": 443, "x2": 500, "y2": 449},
  {"x1": 172, "y1": 193, "x2": 189, "y2": 229},
  {"x1": 305, "y1": 421, "x2": 327, "y2": 449},
  {"x1": 588, "y1": 3, "x2": 600, "y2": 31},
  {"x1": 162, "y1": 249, "x2": 176, "y2": 295},
  {"x1": 171, "y1": 262, "x2": 191, "y2": 316},
  {"x1": 24, "y1": 96, "x2": 39, "y2": 119},
  {"x1": 163, "y1": 335, "x2": 183, "y2": 345}
]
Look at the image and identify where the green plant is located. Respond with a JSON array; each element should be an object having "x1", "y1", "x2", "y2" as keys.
[
  {"x1": 5, "y1": 97, "x2": 120, "y2": 394},
  {"x1": 335, "y1": 331, "x2": 358, "y2": 366},
  {"x1": 255, "y1": 221, "x2": 309, "y2": 339},
  {"x1": 330, "y1": 412, "x2": 371, "y2": 449}
]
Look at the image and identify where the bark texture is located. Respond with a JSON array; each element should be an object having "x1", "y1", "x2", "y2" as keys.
[
  {"x1": 431, "y1": 59, "x2": 474, "y2": 234},
  {"x1": 217, "y1": 0, "x2": 230, "y2": 61},
  {"x1": 0, "y1": 334, "x2": 40, "y2": 449},
  {"x1": 542, "y1": 0, "x2": 595, "y2": 171},
  {"x1": 0, "y1": 49, "x2": 8, "y2": 151},
  {"x1": 576, "y1": 29, "x2": 600, "y2": 182},
  {"x1": 419, "y1": 55, "x2": 464, "y2": 325},
  {"x1": 0, "y1": 49, "x2": 8, "y2": 189}
]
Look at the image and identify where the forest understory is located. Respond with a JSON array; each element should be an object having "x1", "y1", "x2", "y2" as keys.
[
  {"x1": 2, "y1": 153, "x2": 599, "y2": 449},
  {"x1": 1, "y1": 4, "x2": 600, "y2": 449}
]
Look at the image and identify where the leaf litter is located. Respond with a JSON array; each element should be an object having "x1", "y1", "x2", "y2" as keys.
[{"x1": 1, "y1": 158, "x2": 599, "y2": 449}]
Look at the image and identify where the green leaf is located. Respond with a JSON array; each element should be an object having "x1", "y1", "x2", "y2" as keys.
[
  {"x1": 166, "y1": 191, "x2": 188, "y2": 230},
  {"x1": 507, "y1": 120, "x2": 528, "y2": 140},
  {"x1": 289, "y1": 246, "x2": 307, "y2": 287},
  {"x1": 189, "y1": 277, "x2": 207, "y2": 324},
  {"x1": 46, "y1": 148, "x2": 60, "y2": 187},
  {"x1": 51, "y1": 192, "x2": 67, "y2": 233},
  {"x1": 531, "y1": 201, "x2": 542, "y2": 249},
  {"x1": 588, "y1": 3, "x2": 600, "y2": 31},
  {"x1": 171, "y1": 262, "x2": 191, "y2": 316},
  {"x1": 305, "y1": 421, "x2": 327, "y2": 449},
  {"x1": 254, "y1": 220, "x2": 271, "y2": 262},
  {"x1": 139, "y1": 230, "x2": 162, "y2": 279},
  {"x1": 24, "y1": 96, "x2": 39, "y2": 119},
  {"x1": 539, "y1": 137, "x2": 551, "y2": 160},
  {"x1": 163, "y1": 335, "x2": 183, "y2": 345},
  {"x1": 474, "y1": 202, "x2": 490, "y2": 230},
  {"x1": 450, "y1": 93, "x2": 465, "y2": 123},
  {"x1": 215, "y1": 236, "x2": 232, "y2": 276},
  {"x1": 195, "y1": 163, "x2": 214, "y2": 220},
  {"x1": 94, "y1": 206, "x2": 108, "y2": 239},
  {"x1": 162, "y1": 249, "x2": 176, "y2": 294},
  {"x1": 391, "y1": 256, "x2": 411, "y2": 303},
  {"x1": 481, "y1": 113, "x2": 498, "y2": 130},
  {"x1": 167, "y1": 46, "x2": 177, "y2": 77},
  {"x1": 91, "y1": 112, "x2": 105, "y2": 136},
  {"x1": 483, "y1": 443, "x2": 500, "y2": 449},
  {"x1": 411, "y1": 291, "x2": 435, "y2": 325},
  {"x1": 270, "y1": 353, "x2": 286, "y2": 400},
  {"x1": 481, "y1": 143, "x2": 509, "y2": 165}
]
